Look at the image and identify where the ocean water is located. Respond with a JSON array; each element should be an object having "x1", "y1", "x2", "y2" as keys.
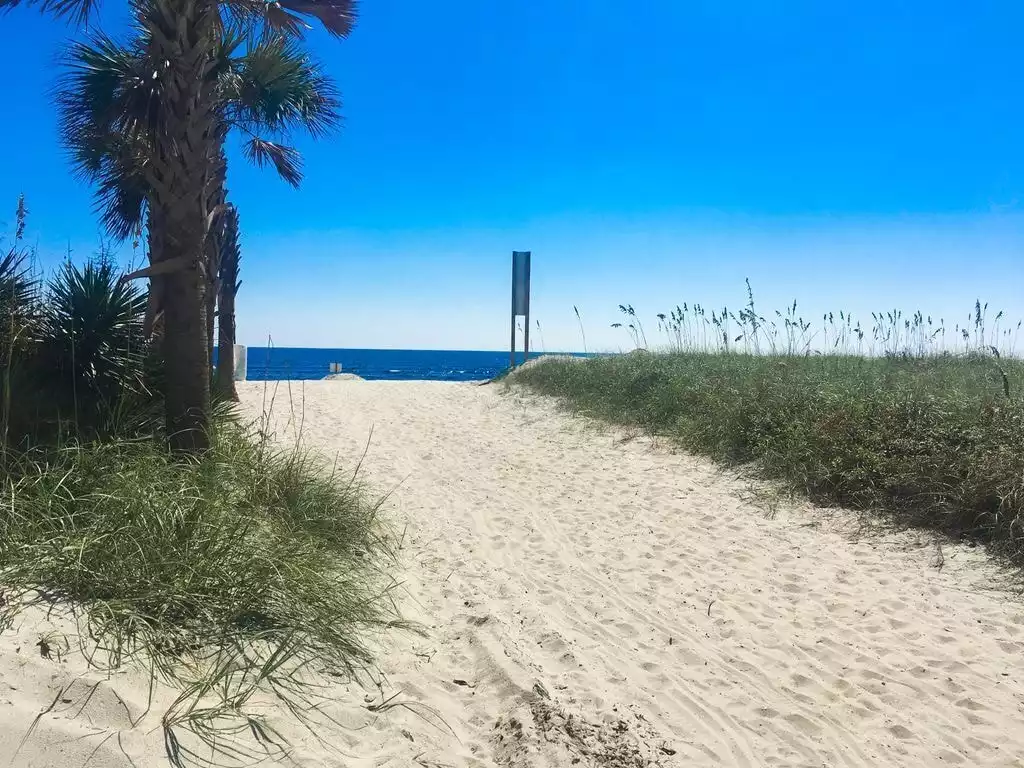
[{"x1": 239, "y1": 348, "x2": 582, "y2": 382}]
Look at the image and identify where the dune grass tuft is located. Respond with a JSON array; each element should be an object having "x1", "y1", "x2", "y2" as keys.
[
  {"x1": 0, "y1": 417, "x2": 403, "y2": 765},
  {"x1": 513, "y1": 352, "x2": 1024, "y2": 564}
]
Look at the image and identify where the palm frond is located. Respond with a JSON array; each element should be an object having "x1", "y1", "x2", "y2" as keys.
[
  {"x1": 262, "y1": 3, "x2": 309, "y2": 36},
  {"x1": 0, "y1": 0, "x2": 100, "y2": 25},
  {"x1": 58, "y1": 32, "x2": 162, "y2": 151},
  {"x1": 224, "y1": 0, "x2": 357, "y2": 38},
  {"x1": 57, "y1": 33, "x2": 155, "y2": 239},
  {"x1": 226, "y1": 36, "x2": 340, "y2": 138},
  {"x1": 94, "y1": 154, "x2": 149, "y2": 240},
  {"x1": 276, "y1": 0, "x2": 356, "y2": 37},
  {"x1": 243, "y1": 138, "x2": 302, "y2": 187}
]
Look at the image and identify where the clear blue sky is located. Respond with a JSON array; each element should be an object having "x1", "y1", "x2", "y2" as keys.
[{"x1": 1, "y1": 1, "x2": 1022, "y2": 351}]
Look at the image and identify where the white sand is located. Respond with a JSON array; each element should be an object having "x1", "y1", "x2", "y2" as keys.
[{"x1": 3, "y1": 379, "x2": 1024, "y2": 767}]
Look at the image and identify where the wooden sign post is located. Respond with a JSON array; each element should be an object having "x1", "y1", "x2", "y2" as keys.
[{"x1": 511, "y1": 251, "x2": 532, "y2": 368}]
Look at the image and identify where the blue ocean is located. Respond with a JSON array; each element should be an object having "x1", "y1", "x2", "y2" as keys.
[{"x1": 240, "y1": 348, "x2": 579, "y2": 382}]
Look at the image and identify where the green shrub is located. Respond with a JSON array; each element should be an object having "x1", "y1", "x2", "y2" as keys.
[
  {"x1": 0, "y1": 247, "x2": 158, "y2": 447},
  {"x1": 41, "y1": 257, "x2": 147, "y2": 400}
]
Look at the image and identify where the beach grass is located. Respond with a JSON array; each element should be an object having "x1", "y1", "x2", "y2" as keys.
[
  {"x1": 0, "y1": 415, "x2": 402, "y2": 764},
  {"x1": 512, "y1": 349, "x2": 1024, "y2": 563}
]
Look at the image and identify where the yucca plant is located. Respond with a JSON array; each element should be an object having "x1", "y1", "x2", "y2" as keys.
[
  {"x1": 39, "y1": 253, "x2": 149, "y2": 435},
  {"x1": 0, "y1": 245, "x2": 36, "y2": 359},
  {"x1": 0, "y1": 197, "x2": 43, "y2": 451},
  {"x1": 0, "y1": 197, "x2": 39, "y2": 359},
  {"x1": 7, "y1": 0, "x2": 358, "y2": 452}
]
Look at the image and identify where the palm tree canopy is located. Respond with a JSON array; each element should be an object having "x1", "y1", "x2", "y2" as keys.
[
  {"x1": 3, "y1": 0, "x2": 356, "y2": 452},
  {"x1": 57, "y1": 28, "x2": 341, "y2": 239},
  {"x1": 0, "y1": 0, "x2": 357, "y2": 38},
  {"x1": 223, "y1": 34, "x2": 340, "y2": 139}
]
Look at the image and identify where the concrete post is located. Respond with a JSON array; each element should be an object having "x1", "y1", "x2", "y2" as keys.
[{"x1": 233, "y1": 344, "x2": 247, "y2": 381}]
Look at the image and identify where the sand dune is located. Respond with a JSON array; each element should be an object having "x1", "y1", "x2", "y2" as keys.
[
  {"x1": 3, "y1": 379, "x2": 1024, "y2": 767},
  {"x1": 241, "y1": 380, "x2": 1024, "y2": 767}
]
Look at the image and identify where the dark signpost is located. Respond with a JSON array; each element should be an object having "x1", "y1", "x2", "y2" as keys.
[{"x1": 511, "y1": 251, "x2": 532, "y2": 368}]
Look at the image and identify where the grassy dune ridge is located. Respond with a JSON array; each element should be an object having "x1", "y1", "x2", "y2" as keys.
[{"x1": 513, "y1": 350, "x2": 1024, "y2": 563}]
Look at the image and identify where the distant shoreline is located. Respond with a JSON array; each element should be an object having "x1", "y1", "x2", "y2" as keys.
[{"x1": 227, "y1": 347, "x2": 593, "y2": 382}]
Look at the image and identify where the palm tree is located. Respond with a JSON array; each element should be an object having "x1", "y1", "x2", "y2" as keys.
[
  {"x1": 5, "y1": 0, "x2": 356, "y2": 452},
  {"x1": 215, "y1": 205, "x2": 241, "y2": 398},
  {"x1": 57, "y1": 29, "x2": 341, "y2": 407}
]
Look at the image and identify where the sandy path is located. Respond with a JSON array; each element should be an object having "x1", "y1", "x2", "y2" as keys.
[{"x1": 236, "y1": 380, "x2": 1024, "y2": 768}]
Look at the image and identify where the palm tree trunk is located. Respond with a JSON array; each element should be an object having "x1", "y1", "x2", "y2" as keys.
[
  {"x1": 205, "y1": 146, "x2": 228, "y2": 372},
  {"x1": 205, "y1": 270, "x2": 217, "y2": 373},
  {"x1": 143, "y1": 205, "x2": 164, "y2": 338},
  {"x1": 215, "y1": 205, "x2": 239, "y2": 400},
  {"x1": 140, "y1": 0, "x2": 219, "y2": 452}
]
